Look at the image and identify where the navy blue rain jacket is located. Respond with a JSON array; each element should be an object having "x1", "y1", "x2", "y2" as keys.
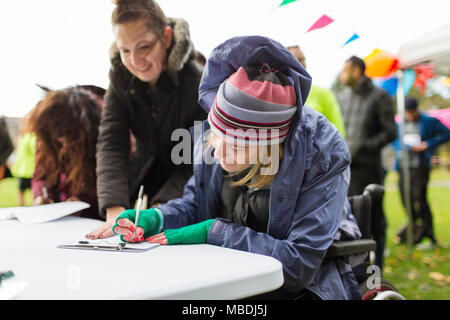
[
  {"x1": 392, "y1": 112, "x2": 450, "y2": 170},
  {"x1": 158, "y1": 36, "x2": 361, "y2": 299}
]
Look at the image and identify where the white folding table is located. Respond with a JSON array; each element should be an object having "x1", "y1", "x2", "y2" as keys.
[{"x1": 0, "y1": 216, "x2": 283, "y2": 299}]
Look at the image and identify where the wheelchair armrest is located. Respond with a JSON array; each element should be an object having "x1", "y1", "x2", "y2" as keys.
[{"x1": 326, "y1": 239, "x2": 377, "y2": 258}]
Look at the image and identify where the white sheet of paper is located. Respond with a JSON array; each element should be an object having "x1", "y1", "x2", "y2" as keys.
[
  {"x1": 0, "y1": 279, "x2": 28, "y2": 300},
  {"x1": 0, "y1": 201, "x2": 90, "y2": 224},
  {"x1": 81, "y1": 236, "x2": 159, "y2": 250},
  {"x1": 403, "y1": 133, "x2": 421, "y2": 147}
]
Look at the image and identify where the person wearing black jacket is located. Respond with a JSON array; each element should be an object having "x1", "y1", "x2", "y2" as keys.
[
  {"x1": 0, "y1": 117, "x2": 13, "y2": 180},
  {"x1": 337, "y1": 56, "x2": 396, "y2": 271},
  {"x1": 87, "y1": 0, "x2": 207, "y2": 239}
]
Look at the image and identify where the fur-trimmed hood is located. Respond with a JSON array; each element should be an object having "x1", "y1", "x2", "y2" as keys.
[{"x1": 109, "y1": 17, "x2": 196, "y2": 86}]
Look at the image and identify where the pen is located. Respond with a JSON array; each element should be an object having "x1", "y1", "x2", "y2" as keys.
[
  {"x1": 132, "y1": 185, "x2": 144, "y2": 242},
  {"x1": 42, "y1": 186, "x2": 48, "y2": 202}
]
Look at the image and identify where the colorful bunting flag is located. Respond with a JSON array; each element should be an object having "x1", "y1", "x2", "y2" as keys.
[
  {"x1": 403, "y1": 69, "x2": 416, "y2": 96},
  {"x1": 364, "y1": 48, "x2": 399, "y2": 78},
  {"x1": 278, "y1": 0, "x2": 299, "y2": 7},
  {"x1": 306, "y1": 14, "x2": 334, "y2": 33},
  {"x1": 441, "y1": 77, "x2": 450, "y2": 87},
  {"x1": 342, "y1": 33, "x2": 359, "y2": 47},
  {"x1": 413, "y1": 64, "x2": 434, "y2": 95}
]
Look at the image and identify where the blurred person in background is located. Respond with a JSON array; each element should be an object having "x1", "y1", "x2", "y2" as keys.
[
  {"x1": 287, "y1": 45, "x2": 346, "y2": 138},
  {"x1": 392, "y1": 97, "x2": 450, "y2": 249},
  {"x1": 0, "y1": 116, "x2": 13, "y2": 181},
  {"x1": 337, "y1": 56, "x2": 396, "y2": 271},
  {"x1": 28, "y1": 86, "x2": 104, "y2": 219},
  {"x1": 11, "y1": 118, "x2": 36, "y2": 206}
]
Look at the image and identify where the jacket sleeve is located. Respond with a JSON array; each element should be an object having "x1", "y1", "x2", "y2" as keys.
[
  {"x1": 425, "y1": 117, "x2": 450, "y2": 150},
  {"x1": 363, "y1": 91, "x2": 397, "y2": 151},
  {"x1": 149, "y1": 164, "x2": 193, "y2": 205},
  {"x1": 324, "y1": 90, "x2": 346, "y2": 138},
  {"x1": 96, "y1": 85, "x2": 132, "y2": 217},
  {"x1": 157, "y1": 175, "x2": 200, "y2": 229},
  {"x1": 207, "y1": 137, "x2": 351, "y2": 293},
  {"x1": 31, "y1": 177, "x2": 60, "y2": 201}
]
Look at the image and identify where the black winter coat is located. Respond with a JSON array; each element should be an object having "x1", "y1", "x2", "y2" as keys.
[{"x1": 338, "y1": 76, "x2": 396, "y2": 167}]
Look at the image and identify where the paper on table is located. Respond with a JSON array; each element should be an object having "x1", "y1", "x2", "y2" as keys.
[
  {"x1": 83, "y1": 236, "x2": 159, "y2": 250},
  {"x1": 0, "y1": 201, "x2": 90, "y2": 224},
  {"x1": 61, "y1": 235, "x2": 159, "y2": 252}
]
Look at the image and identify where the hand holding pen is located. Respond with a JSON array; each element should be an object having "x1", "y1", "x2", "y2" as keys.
[
  {"x1": 112, "y1": 186, "x2": 147, "y2": 243},
  {"x1": 33, "y1": 186, "x2": 55, "y2": 205}
]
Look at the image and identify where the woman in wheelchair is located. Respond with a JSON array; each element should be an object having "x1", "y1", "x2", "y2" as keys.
[{"x1": 112, "y1": 36, "x2": 364, "y2": 300}]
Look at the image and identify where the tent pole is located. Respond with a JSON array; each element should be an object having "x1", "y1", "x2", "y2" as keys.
[{"x1": 396, "y1": 70, "x2": 414, "y2": 257}]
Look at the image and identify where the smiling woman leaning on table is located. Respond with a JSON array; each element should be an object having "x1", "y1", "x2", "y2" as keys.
[{"x1": 87, "y1": 0, "x2": 207, "y2": 239}]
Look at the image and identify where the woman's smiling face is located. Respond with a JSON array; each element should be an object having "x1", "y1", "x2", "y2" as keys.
[{"x1": 114, "y1": 19, "x2": 172, "y2": 86}]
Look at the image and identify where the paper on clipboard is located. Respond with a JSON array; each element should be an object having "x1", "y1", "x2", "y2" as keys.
[
  {"x1": 58, "y1": 236, "x2": 159, "y2": 252},
  {"x1": 0, "y1": 201, "x2": 90, "y2": 224}
]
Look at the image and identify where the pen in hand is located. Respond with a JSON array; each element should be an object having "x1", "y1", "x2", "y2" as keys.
[
  {"x1": 132, "y1": 185, "x2": 144, "y2": 242},
  {"x1": 42, "y1": 186, "x2": 48, "y2": 202},
  {"x1": 35, "y1": 186, "x2": 52, "y2": 205}
]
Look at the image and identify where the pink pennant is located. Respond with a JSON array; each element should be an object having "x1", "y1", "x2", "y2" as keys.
[{"x1": 306, "y1": 14, "x2": 334, "y2": 33}]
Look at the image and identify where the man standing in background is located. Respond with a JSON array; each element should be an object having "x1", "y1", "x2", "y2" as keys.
[
  {"x1": 392, "y1": 97, "x2": 450, "y2": 248},
  {"x1": 288, "y1": 45, "x2": 346, "y2": 137},
  {"x1": 337, "y1": 56, "x2": 396, "y2": 271},
  {"x1": 0, "y1": 117, "x2": 13, "y2": 180}
]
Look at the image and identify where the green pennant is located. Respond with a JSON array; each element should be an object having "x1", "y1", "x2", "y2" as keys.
[{"x1": 279, "y1": 0, "x2": 299, "y2": 7}]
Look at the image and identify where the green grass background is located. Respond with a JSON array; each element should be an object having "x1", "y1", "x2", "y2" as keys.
[
  {"x1": 1, "y1": 167, "x2": 449, "y2": 299},
  {"x1": 381, "y1": 167, "x2": 450, "y2": 299}
]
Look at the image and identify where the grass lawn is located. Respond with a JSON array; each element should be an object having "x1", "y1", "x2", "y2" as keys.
[
  {"x1": 382, "y1": 167, "x2": 450, "y2": 300},
  {"x1": 1, "y1": 167, "x2": 449, "y2": 299},
  {"x1": 0, "y1": 178, "x2": 33, "y2": 207}
]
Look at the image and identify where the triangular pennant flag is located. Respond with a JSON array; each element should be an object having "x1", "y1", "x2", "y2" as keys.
[
  {"x1": 278, "y1": 0, "x2": 299, "y2": 7},
  {"x1": 403, "y1": 69, "x2": 416, "y2": 95},
  {"x1": 306, "y1": 14, "x2": 334, "y2": 33},
  {"x1": 342, "y1": 33, "x2": 359, "y2": 47}
]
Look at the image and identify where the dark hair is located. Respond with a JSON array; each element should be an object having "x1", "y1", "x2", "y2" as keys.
[
  {"x1": 111, "y1": 0, "x2": 168, "y2": 37},
  {"x1": 195, "y1": 51, "x2": 206, "y2": 66},
  {"x1": 76, "y1": 85, "x2": 106, "y2": 98},
  {"x1": 405, "y1": 97, "x2": 418, "y2": 111},
  {"x1": 347, "y1": 56, "x2": 366, "y2": 74},
  {"x1": 27, "y1": 87, "x2": 102, "y2": 195}
]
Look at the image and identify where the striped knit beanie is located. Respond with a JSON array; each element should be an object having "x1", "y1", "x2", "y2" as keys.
[{"x1": 208, "y1": 63, "x2": 297, "y2": 145}]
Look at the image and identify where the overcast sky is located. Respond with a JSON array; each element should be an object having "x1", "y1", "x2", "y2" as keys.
[{"x1": 0, "y1": 0, "x2": 448, "y2": 117}]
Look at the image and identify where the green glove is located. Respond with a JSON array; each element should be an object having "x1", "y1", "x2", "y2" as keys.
[
  {"x1": 113, "y1": 208, "x2": 163, "y2": 239},
  {"x1": 165, "y1": 219, "x2": 215, "y2": 245}
]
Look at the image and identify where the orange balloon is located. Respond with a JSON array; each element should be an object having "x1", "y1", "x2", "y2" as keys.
[{"x1": 364, "y1": 48, "x2": 399, "y2": 78}]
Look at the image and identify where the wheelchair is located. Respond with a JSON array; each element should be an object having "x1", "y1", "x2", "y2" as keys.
[{"x1": 326, "y1": 184, "x2": 406, "y2": 300}]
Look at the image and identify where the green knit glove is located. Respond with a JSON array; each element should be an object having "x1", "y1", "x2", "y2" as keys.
[
  {"x1": 164, "y1": 219, "x2": 215, "y2": 245},
  {"x1": 113, "y1": 208, "x2": 163, "y2": 240}
]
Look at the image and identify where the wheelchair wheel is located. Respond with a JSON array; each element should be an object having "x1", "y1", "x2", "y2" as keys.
[{"x1": 360, "y1": 278, "x2": 405, "y2": 300}]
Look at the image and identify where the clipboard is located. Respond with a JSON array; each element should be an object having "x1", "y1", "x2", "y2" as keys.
[{"x1": 57, "y1": 238, "x2": 159, "y2": 253}]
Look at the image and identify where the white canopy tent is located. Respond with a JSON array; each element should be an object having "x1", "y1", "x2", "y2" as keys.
[{"x1": 398, "y1": 23, "x2": 450, "y2": 76}]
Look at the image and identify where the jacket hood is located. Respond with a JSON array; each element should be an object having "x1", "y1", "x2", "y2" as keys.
[
  {"x1": 109, "y1": 17, "x2": 196, "y2": 85},
  {"x1": 198, "y1": 36, "x2": 312, "y2": 118}
]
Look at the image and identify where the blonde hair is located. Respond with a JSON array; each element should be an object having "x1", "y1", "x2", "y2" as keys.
[{"x1": 206, "y1": 132, "x2": 284, "y2": 189}]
